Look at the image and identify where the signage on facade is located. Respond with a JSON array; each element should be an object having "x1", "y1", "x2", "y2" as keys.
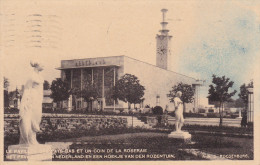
[{"x1": 75, "y1": 59, "x2": 106, "y2": 67}]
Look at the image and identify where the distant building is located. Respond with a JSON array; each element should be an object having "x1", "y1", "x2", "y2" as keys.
[{"x1": 57, "y1": 9, "x2": 203, "y2": 112}]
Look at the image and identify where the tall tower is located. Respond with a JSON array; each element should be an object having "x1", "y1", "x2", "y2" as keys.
[{"x1": 156, "y1": 9, "x2": 172, "y2": 70}]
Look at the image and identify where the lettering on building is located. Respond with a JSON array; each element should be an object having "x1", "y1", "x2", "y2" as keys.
[{"x1": 75, "y1": 59, "x2": 106, "y2": 67}]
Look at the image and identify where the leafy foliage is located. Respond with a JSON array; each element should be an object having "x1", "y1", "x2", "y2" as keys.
[
  {"x1": 79, "y1": 84, "x2": 100, "y2": 102},
  {"x1": 238, "y1": 81, "x2": 253, "y2": 105},
  {"x1": 43, "y1": 80, "x2": 50, "y2": 90},
  {"x1": 167, "y1": 82, "x2": 195, "y2": 104},
  {"x1": 111, "y1": 74, "x2": 145, "y2": 105},
  {"x1": 4, "y1": 77, "x2": 9, "y2": 107},
  {"x1": 4, "y1": 77, "x2": 9, "y2": 90},
  {"x1": 207, "y1": 75, "x2": 237, "y2": 126},
  {"x1": 167, "y1": 82, "x2": 195, "y2": 112},
  {"x1": 208, "y1": 75, "x2": 237, "y2": 103},
  {"x1": 152, "y1": 106, "x2": 163, "y2": 115},
  {"x1": 238, "y1": 81, "x2": 253, "y2": 127},
  {"x1": 4, "y1": 90, "x2": 9, "y2": 107},
  {"x1": 50, "y1": 78, "x2": 71, "y2": 102}
]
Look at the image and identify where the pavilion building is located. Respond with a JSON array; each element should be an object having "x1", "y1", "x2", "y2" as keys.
[{"x1": 57, "y1": 9, "x2": 203, "y2": 112}]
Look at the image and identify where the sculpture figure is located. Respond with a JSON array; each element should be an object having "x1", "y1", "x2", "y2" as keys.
[
  {"x1": 173, "y1": 91, "x2": 184, "y2": 132},
  {"x1": 19, "y1": 62, "x2": 44, "y2": 145}
]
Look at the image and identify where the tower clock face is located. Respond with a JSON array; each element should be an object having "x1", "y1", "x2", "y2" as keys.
[{"x1": 157, "y1": 44, "x2": 167, "y2": 56}]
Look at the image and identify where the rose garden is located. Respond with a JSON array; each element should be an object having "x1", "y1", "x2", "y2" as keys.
[{"x1": 3, "y1": 74, "x2": 254, "y2": 161}]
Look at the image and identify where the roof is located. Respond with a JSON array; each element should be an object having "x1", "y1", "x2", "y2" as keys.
[{"x1": 56, "y1": 55, "x2": 200, "y2": 81}]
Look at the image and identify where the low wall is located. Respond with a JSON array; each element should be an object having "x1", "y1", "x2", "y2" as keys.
[{"x1": 4, "y1": 114, "x2": 128, "y2": 136}]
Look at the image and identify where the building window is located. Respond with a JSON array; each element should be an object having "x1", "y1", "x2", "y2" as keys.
[
  {"x1": 93, "y1": 68, "x2": 103, "y2": 98},
  {"x1": 82, "y1": 68, "x2": 92, "y2": 87},
  {"x1": 64, "y1": 70, "x2": 71, "y2": 86},
  {"x1": 104, "y1": 67, "x2": 114, "y2": 106},
  {"x1": 72, "y1": 69, "x2": 81, "y2": 89}
]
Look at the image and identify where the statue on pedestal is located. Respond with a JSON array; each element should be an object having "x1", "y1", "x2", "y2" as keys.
[
  {"x1": 168, "y1": 91, "x2": 191, "y2": 140},
  {"x1": 7, "y1": 62, "x2": 52, "y2": 161},
  {"x1": 173, "y1": 91, "x2": 184, "y2": 132},
  {"x1": 19, "y1": 62, "x2": 44, "y2": 145}
]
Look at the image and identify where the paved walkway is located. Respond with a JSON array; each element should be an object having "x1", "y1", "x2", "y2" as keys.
[{"x1": 168, "y1": 117, "x2": 242, "y2": 127}]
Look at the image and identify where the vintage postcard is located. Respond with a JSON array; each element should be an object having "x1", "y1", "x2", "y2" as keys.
[{"x1": 0, "y1": 0, "x2": 259, "y2": 165}]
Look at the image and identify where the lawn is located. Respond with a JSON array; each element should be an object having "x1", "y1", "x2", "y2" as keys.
[
  {"x1": 191, "y1": 134, "x2": 253, "y2": 160},
  {"x1": 51, "y1": 132, "x2": 253, "y2": 161},
  {"x1": 4, "y1": 127, "x2": 253, "y2": 161},
  {"x1": 52, "y1": 133, "x2": 204, "y2": 161}
]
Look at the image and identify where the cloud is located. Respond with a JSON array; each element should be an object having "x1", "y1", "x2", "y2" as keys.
[{"x1": 176, "y1": 2, "x2": 260, "y2": 98}]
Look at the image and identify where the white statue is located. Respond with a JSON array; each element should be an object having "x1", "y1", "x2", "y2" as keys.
[
  {"x1": 19, "y1": 62, "x2": 44, "y2": 145},
  {"x1": 173, "y1": 91, "x2": 184, "y2": 132}
]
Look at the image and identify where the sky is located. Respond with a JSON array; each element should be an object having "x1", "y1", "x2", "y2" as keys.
[{"x1": 1, "y1": 0, "x2": 260, "y2": 105}]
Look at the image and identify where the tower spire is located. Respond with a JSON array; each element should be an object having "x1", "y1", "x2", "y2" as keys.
[
  {"x1": 160, "y1": 8, "x2": 169, "y2": 35},
  {"x1": 156, "y1": 8, "x2": 172, "y2": 70}
]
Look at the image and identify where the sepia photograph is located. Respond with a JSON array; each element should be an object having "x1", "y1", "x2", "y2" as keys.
[{"x1": 0, "y1": 0, "x2": 259, "y2": 164}]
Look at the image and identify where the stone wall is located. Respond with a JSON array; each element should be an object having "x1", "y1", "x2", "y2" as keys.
[{"x1": 4, "y1": 114, "x2": 128, "y2": 136}]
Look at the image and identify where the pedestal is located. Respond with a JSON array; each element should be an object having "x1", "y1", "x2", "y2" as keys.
[
  {"x1": 237, "y1": 109, "x2": 242, "y2": 119},
  {"x1": 6, "y1": 144, "x2": 52, "y2": 161},
  {"x1": 168, "y1": 131, "x2": 191, "y2": 140}
]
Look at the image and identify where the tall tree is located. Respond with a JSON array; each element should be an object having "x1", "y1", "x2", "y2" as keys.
[
  {"x1": 4, "y1": 77, "x2": 9, "y2": 107},
  {"x1": 207, "y1": 75, "x2": 237, "y2": 126},
  {"x1": 167, "y1": 82, "x2": 195, "y2": 112},
  {"x1": 112, "y1": 74, "x2": 145, "y2": 109},
  {"x1": 50, "y1": 78, "x2": 71, "y2": 108}
]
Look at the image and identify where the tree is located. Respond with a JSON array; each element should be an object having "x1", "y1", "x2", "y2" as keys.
[
  {"x1": 80, "y1": 85, "x2": 99, "y2": 102},
  {"x1": 73, "y1": 83, "x2": 100, "y2": 111},
  {"x1": 207, "y1": 75, "x2": 237, "y2": 126},
  {"x1": 4, "y1": 77, "x2": 9, "y2": 107},
  {"x1": 234, "y1": 98, "x2": 245, "y2": 108},
  {"x1": 238, "y1": 81, "x2": 253, "y2": 126},
  {"x1": 4, "y1": 77, "x2": 9, "y2": 90},
  {"x1": 43, "y1": 80, "x2": 50, "y2": 90},
  {"x1": 167, "y1": 82, "x2": 195, "y2": 112},
  {"x1": 50, "y1": 78, "x2": 71, "y2": 108},
  {"x1": 152, "y1": 106, "x2": 163, "y2": 125},
  {"x1": 112, "y1": 74, "x2": 145, "y2": 109},
  {"x1": 238, "y1": 81, "x2": 253, "y2": 107}
]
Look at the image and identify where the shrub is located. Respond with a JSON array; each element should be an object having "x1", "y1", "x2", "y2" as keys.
[
  {"x1": 206, "y1": 113, "x2": 220, "y2": 118},
  {"x1": 208, "y1": 109, "x2": 214, "y2": 113},
  {"x1": 198, "y1": 108, "x2": 206, "y2": 113},
  {"x1": 247, "y1": 122, "x2": 253, "y2": 128},
  {"x1": 52, "y1": 108, "x2": 69, "y2": 114},
  {"x1": 152, "y1": 106, "x2": 163, "y2": 115},
  {"x1": 152, "y1": 106, "x2": 163, "y2": 125},
  {"x1": 42, "y1": 108, "x2": 54, "y2": 113},
  {"x1": 4, "y1": 108, "x2": 19, "y2": 114}
]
